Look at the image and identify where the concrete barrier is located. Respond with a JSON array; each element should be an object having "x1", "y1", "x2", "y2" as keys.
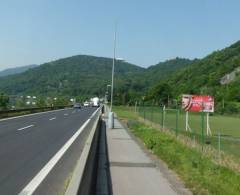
[{"x1": 65, "y1": 106, "x2": 102, "y2": 195}]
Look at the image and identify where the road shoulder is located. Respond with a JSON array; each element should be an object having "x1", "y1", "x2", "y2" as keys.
[{"x1": 106, "y1": 110, "x2": 191, "y2": 195}]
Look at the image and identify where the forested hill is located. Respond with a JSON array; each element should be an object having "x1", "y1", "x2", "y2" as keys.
[
  {"x1": 144, "y1": 58, "x2": 196, "y2": 85},
  {"x1": 0, "y1": 54, "x2": 192, "y2": 103},
  {"x1": 0, "y1": 64, "x2": 38, "y2": 77},
  {"x1": 147, "y1": 41, "x2": 240, "y2": 112},
  {"x1": 168, "y1": 41, "x2": 240, "y2": 96},
  {"x1": 1, "y1": 39, "x2": 240, "y2": 110},
  {"x1": 0, "y1": 55, "x2": 146, "y2": 97}
]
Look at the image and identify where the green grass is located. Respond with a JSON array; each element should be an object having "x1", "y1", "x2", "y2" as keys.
[
  {"x1": 131, "y1": 123, "x2": 240, "y2": 195},
  {"x1": 138, "y1": 106, "x2": 240, "y2": 159},
  {"x1": 114, "y1": 106, "x2": 240, "y2": 195},
  {"x1": 113, "y1": 106, "x2": 138, "y2": 120},
  {"x1": 139, "y1": 106, "x2": 240, "y2": 137}
]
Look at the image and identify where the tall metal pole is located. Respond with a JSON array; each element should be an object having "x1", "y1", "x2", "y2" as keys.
[
  {"x1": 108, "y1": 23, "x2": 117, "y2": 129},
  {"x1": 110, "y1": 24, "x2": 117, "y2": 112}
]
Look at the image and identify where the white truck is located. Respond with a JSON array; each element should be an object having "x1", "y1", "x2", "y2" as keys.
[{"x1": 91, "y1": 97, "x2": 100, "y2": 107}]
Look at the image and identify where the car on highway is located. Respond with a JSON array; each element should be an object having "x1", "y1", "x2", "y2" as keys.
[
  {"x1": 91, "y1": 97, "x2": 100, "y2": 107},
  {"x1": 73, "y1": 103, "x2": 81, "y2": 109},
  {"x1": 83, "y1": 101, "x2": 90, "y2": 107}
]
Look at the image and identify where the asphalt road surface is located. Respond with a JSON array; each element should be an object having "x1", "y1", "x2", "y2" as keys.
[{"x1": 0, "y1": 107, "x2": 97, "y2": 195}]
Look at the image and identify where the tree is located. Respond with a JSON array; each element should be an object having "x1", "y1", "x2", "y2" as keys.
[
  {"x1": 37, "y1": 97, "x2": 47, "y2": 107},
  {"x1": 0, "y1": 93, "x2": 9, "y2": 110},
  {"x1": 53, "y1": 97, "x2": 69, "y2": 107},
  {"x1": 146, "y1": 82, "x2": 173, "y2": 105}
]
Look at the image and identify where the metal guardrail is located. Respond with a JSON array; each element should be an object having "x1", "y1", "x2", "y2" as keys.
[{"x1": 65, "y1": 106, "x2": 103, "y2": 195}]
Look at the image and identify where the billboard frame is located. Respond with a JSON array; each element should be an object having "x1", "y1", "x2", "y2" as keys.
[{"x1": 182, "y1": 94, "x2": 213, "y2": 136}]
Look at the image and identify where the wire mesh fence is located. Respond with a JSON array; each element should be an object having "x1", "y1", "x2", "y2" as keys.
[{"x1": 137, "y1": 104, "x2": 240, "y2": 163}]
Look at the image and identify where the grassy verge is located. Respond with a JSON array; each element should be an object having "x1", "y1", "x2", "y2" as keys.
[
  {"x1": 139, "y1": 106, "x2": 240, "y2": 137},
  {"x1": 138, "y1": 106, "x2": 240, "y2": 160},
  {"x1": 114, "y1": 106, "x2": 240, "y2": 195}
]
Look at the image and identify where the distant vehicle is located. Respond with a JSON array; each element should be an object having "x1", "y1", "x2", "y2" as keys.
[
  {"x1": 83, "y1": 101, "x2": 90, "y2": 107},
  {"x1": 91, "y1": 97, "x2": 100, "y2": 107},
  {"x1": 73, "y1": 103, "x2": 81, "y2": 109}
]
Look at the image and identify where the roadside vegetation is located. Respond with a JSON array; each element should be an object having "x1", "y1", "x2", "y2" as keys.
[
  {"x1": 139, "y1": 106, "x2": 240, "y2": 159},
  {"x1": 113, "y1": 106, "x2": 240, "y2": 195}
]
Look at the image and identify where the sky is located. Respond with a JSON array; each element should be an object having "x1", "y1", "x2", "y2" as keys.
[{"x1": 0, "y1": 0, "x2": 240, "y2": 70}]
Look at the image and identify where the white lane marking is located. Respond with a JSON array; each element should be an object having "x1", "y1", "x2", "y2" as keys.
[
  {"x1": 17, "y1": 125, "x2": 34, "y2": 131},
  {"x1": 18, "y1": 108, "x2": 100, "y2": 195},
  {"x1": 49, "y1": 117, "x2": 56, "y2": 121},
  {"x1": 64, "y1": 113, "x2": 69, "y2": 116},
  {"x1": 90, "y1": 108, "x2": 98, "y2": 118},
  {"x1": 0, "y1": 108, "x2": 71, "y2": 122}
]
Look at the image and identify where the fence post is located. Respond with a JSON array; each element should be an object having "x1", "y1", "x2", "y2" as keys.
[
  {"x1": 218, "y1": 131, "x2": 221, "y2": 162},
  {"x1": 137, "y1": 101, "x2": 140, "y2": 114},
  {"x1": 175, "y1": 109, "x2": 179, "y2": 137},
  {"x1": 151, "y1": 104, "x2": 153, "y2": 126},
  {"x1": 161, "y1": 105, "x2": 165, "y2": 130},
  {"x1": 134, "y1": 101, "x2": 137, "y2": 113},
  {"x1": 201, "y1": 111, "x2": 205, "y2": 150},
  {"x1": 160, "y1": 106, "x2": 162, "y2": 128},
  {"x1": 143, "y1": 102, "x2": 146, "y2": 122}
]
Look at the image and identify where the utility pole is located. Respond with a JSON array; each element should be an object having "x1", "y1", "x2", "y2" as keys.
[
  {"x1": 110, "y1": 23, "x2": 117, "y2": 112},
  {"x1": 108, "y1": 23, "x2": 117, "y2": 129}
]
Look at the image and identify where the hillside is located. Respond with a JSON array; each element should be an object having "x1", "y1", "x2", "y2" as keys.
[
  {"x1": 0, "y1": 55, "x2": 145, "y2": 98},
  {"x1": 0, "y1": 55, "x2": 192, "y2": 104},
  {"x1": 148, "y1": 41, "x2": 240, "y2": 113},
  {"x1": 168, "y1": 41, "x2": 240, "y2": 95},
  {"x1": 144, "y1": 58, "x2": 196, "y2": 85},
  {"x1": 0, "y1": 64, "x2": 38, "y2": 77}
]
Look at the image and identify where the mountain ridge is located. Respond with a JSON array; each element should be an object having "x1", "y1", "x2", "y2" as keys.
[
  {"x1": 1, "y1": 40, "x2": 240, "y2": 110},
  {"x1": 0, "y1": 64, "x2": 38, "y2": 77},
  {"x1": 145, "y1": 40, "x2": 240, "y2": 112},
  {"x1": 0, "y1": 55, "x2": 190, "y2": 102}
]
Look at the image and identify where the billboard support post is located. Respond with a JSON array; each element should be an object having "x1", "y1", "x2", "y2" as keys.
[
  {"x1": 185, "y1": 111, "x2": 192, "y2": 132},
  {"x1": 206, "y1": 113, "x2": 212, "y2": 136}
]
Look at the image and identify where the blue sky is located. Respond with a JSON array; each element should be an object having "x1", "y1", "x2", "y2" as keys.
[{"x1": 0, "y1": 0, "x2": 240, "y2": 70}]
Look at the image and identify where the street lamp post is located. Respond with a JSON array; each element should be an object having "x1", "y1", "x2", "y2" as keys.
[
  {"x1": 107, "y1": 84, "x2": 111, "y2": 90},
  {"x1": 108, "y1": 24, "x2": 117, "y2": 129},
  {"x1": 105, "y1": 84, "x2": 111, "y2": 103},
  {"x1": 110, "y1": 27, "x2": 117, "y2": 112}
]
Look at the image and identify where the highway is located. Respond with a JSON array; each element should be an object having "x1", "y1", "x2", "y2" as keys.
[{"x1": 0, "y1": 107, "x2": 98, "y2": 195}]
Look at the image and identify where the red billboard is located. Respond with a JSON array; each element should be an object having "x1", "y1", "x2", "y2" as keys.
[{"x1": 182, "y1": 95, "x2": 214, "y2": 113}]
